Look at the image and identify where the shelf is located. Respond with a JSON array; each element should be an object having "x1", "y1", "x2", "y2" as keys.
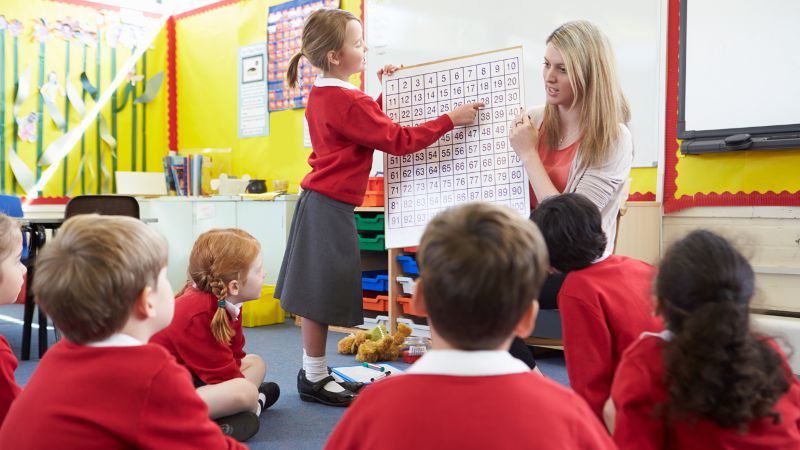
[{"x1": 355, "y1": 206, "x2": 384, "y2": 212}]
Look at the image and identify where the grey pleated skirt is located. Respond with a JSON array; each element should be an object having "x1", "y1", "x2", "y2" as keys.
[{"x1": 275, "y1": 189, "x2": 363, "y2": 327}]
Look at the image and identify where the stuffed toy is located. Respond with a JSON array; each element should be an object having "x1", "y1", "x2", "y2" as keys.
[{"x1": 338, "y1": 323, "x2": 413, "y2": 363}]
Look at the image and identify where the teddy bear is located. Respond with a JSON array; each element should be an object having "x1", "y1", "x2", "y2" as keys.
[{"x1": 337, "y1": 322, "x2": 413, "y2": 363}]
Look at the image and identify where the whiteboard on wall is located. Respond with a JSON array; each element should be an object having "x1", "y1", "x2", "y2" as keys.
[
  {"x1": 365, "y1": 0, "x2": 665, "y2": 168},
  {"x1": 680, "y1": 0, "x2": 800, "y2": 138}
]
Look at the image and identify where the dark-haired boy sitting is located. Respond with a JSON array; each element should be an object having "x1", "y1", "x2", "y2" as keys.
[
  {"x1": 326, "y1": 203, "x2": 615, "y2": 450},
  {"x1": 530, "y1": 193, "x2": 661, "y2": 422}
]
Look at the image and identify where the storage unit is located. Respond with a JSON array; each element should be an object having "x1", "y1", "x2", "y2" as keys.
[{"x1": 137, "y1": 195, "x2": 298, "y2": 290}]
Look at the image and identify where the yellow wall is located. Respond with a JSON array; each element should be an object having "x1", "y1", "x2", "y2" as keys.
[
  {"x1": 175, "y1": 0, "x2": 362, "y2": 193},
  {"x1": 0, "y1": 0, "x2": 169, "y2": 197},
  {"x1": 630, "y1": 167, "x2": 656, "y2": 197},
  {"x1": 673, "y1": 147, "x2": 800, "y2": 198}
]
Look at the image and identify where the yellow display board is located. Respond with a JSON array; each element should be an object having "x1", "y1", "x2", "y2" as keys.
[{"x1": 0, "y1": 0, "x2": 168, "y2": 197}]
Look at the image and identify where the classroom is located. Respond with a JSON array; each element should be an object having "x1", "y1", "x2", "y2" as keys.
[{"x1": 0, "y1": 0, "x2": 798, "y2": 448}]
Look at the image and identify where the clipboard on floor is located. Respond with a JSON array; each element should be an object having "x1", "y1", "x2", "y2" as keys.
[{"x1": 331, "y1": 364, "x2": 404, "y2": 383}]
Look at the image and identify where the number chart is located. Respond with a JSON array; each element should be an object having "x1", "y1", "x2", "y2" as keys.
[{"x1": 382, "y1": 47, "x2": 530, "y2": 248}]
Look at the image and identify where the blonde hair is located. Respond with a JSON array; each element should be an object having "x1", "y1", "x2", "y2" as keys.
[
  {"x1": 542, "y1": 20, "x2": 630, "y2": 167},
  {"x1": 33, "y1": 215, "x2": 168, "y2": 345},
  {"x1": 187, "y1": 229, "x2": 260, "y2": 345},
  {"x1": 286, "y1": 8, "x2": 359, "y2": 88},
  {"x1": 0, "y1": 214, "x2": 21, "y2": 282}
]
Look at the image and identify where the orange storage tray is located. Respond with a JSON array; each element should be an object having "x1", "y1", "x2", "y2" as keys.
[
  {"x1": 397, "y1": 295, "x2": 427, "y2": 317},
  {"x1": 363, "y1": 295, "x2": 388, "y2": 312},
  {"x1": 361, "y1": 191, "x2": 384, "y2": 207},
  {"x1": 367, "y1": 176, "x2": 384, "y2": 193}
]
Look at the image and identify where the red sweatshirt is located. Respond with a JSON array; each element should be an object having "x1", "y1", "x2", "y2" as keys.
[
  {"x1": 301, "y1": 77, "x2": 453, "y2": 205},
  {"x1": 612, "y1": 333, "x2": 800, "y2": 450},
  {"x1": 327, "y1": 351, "x2": 615, "y2": 450},
  {"x1": 558, "y1": 254, "x2": 661, "y2": 419},
  {"x1": 0, "y1": 335, "x2": 21, "y2": 425},
  {"x1": 0, "y1": 340, "x2": 244, "y2": 449},
  {"x1": 150, "y1": 287, "x2": 246, "y2": 384}
]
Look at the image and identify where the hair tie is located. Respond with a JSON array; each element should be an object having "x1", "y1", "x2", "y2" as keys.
[{"x1": 217, "y1": 299, "x2": 226, "y2": 308}]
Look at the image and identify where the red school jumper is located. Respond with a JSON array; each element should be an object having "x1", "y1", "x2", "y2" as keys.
[
  {"x1": 150, "y1": 286, "x2": 246, "y2": 384},
  {"x1": 612, "y1": 333, "x2": 800, "y2": 450},
  {"x1": 558, "y1": 254, "x2": 662, "y2": 419},
  {"x1": 0, "y1": 340, "x2": 244, "y2": 449},
  {"x1": 302, "y1": 77, "x2": 453, "y2": 205},
  {"x1": 0, "y1": 335, "x2": 21, "y2": 425},
  {"x1": 326, "y1": 351, "x2": 616, "y2": 450}
]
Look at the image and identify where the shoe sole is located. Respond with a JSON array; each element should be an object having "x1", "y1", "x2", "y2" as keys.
[
  {"x1": 216, "y1": 413, "x2": 260, "y2": 442},
  {"x1": 299, "y1": 392, "x2": 353, "y2": 407}
]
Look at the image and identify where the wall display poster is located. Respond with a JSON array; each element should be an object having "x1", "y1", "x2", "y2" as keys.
[
  {"x1": 238, "y1": 42, "x2": 270, "y2": 138},
  {"x1": 267, "y1": 0, "x2": 339, "y2": 111},
  {"x1": 382, "y1": 47, "x2": 530, "y2": 248}
]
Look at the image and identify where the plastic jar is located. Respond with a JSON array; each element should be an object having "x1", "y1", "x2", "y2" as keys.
[{"x1": 402, "y1": 336, "x2": 429, "y2": 364}]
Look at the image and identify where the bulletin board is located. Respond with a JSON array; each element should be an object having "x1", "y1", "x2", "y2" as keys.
[
  {"x1": 266, "y1": 0, "x2": 339, "y2": 111},
  {"x1": 383, "y1": 47, "x2": 530, "y2": 249}
]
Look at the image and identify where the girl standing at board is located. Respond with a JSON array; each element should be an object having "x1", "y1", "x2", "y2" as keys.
[{"x1": 277, "y1": 8, "x2": 482, "y2": 407}]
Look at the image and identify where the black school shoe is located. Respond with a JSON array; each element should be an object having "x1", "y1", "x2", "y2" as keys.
[
  {"x1": 215, "y1": 411, "x2": 259, "y2": 442},
  {"x1": 327, "y1": 366, "x2": 366, "y2": 393},
  {"x1": 259, "y1": 381, "x2": 281, "y2": 410},
  {"x1": 297, "y1": 369, "x2": 357, "y2": 407}
]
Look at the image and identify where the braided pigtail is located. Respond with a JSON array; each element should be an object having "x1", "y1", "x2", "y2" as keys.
[{"x1": 209, "y1": 278, "x2": 235, "y2": 345}]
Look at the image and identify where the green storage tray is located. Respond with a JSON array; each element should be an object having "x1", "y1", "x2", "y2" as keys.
[
  {"x1": 355, "y1": 213, "x2": 385, "y2": 231},
  {"x1": 358, "y1": 233, "x2": 386, "y2": 251}
]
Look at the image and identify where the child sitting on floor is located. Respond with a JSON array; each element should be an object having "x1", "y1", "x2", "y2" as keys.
[
  {"x1": 326, "y1": 203, "x2": 615, "y2": 449},
  {"x1": 0, "y1": 214, "x2": 25, "y2": 426},
  {"x1": 151, "y1": 228, "x2": 279, "y2": 442},
  {"x1": 611, "y1": 229, "x2": 800, "y2": 449},
  {"x1": 530, "y1": 193, "x2": 660, "y2": 420}
]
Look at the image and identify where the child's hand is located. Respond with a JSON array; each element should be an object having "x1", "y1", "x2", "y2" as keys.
[
  {"x1": 377, "y1": 64, "x2": 402, "y2": 83},
  {"x1": 509, "y1": 109, "x2": 539, "y2": 161},
  {"x1": 447, "y1": 101, "x2": 484, "y2": 127}
]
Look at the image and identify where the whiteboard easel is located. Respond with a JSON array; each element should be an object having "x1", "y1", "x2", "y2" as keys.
[{"x1": 382, "y1": 47, "x2": 530, "y2": 249}]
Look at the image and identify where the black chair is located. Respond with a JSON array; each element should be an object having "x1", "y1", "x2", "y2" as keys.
[
  {"x1": 65, "y1": 195, "x2": 140, "y2": 219},
  {"x1": 22, "y1": 195, "x2": 140, "y2": 360}
]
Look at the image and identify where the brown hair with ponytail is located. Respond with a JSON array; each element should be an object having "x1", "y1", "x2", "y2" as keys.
[
  {"x1": 187, "y1": 228, "x2": 260, "y2": 345},
  {"x1": 286, "y1": 8, "x2": 359, "y2": 88},
  {"x1": 656, "y1": 229, "x2": 790, "y2": 430}
]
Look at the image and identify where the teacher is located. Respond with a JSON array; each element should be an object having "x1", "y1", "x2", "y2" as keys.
[{"x1": 508, "y1": 20, "x2": 633, "y2": 366}]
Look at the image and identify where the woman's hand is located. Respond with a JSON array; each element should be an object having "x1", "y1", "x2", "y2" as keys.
[
  {"x1": 377, "y1": 64, "x2": 402, "y2": 83},
  {"x1": 509, "y1": 110, "x2": 539, "y2": 162}
]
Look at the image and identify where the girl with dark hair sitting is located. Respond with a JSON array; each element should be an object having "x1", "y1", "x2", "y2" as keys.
[{"x1": 611, "y1": 229, "x2": 800, "y2": 449}]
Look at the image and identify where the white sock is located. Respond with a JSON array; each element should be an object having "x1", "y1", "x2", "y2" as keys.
[
  {"x1": 255, "y1": 393, "x2": 266, "y2": 416},
  {"x1": 303, "y1": 350, "x2": 344, "y2": 393}
]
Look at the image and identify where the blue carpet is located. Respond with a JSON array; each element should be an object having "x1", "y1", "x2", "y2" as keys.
[{"x1": 0, "y1": 303, "x2": 567, "y2": 449}]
